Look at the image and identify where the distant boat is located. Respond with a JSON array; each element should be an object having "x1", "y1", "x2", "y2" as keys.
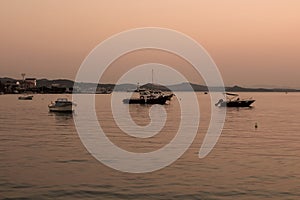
[
  {"x1": 18, "y1": 95, "x2": 33, "y2": 100},
  {"x1": 48, "y1": 98, "x2": 76, "y2": 112},
  {"x1": 123, "y1": 90, "x2": 169, "y2": 105},
  {"x1": 215, "y1": 93, "x2": 255, "y2": 107},
  {"x1": 146, "y1": 89, "x2": 174, "y2": 101},
  {"x1": 164, "y1": 93, "x2": 174, "y2": 101},
  {"x1": 124, "y1": 82, "x2": 173, "y2": 105}
]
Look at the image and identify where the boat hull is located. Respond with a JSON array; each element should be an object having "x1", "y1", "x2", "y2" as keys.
[
  {"x1": 219, "y1": 100, "x2": 255, "y2": 107},
  {"x1": 48, "y1": 105, "x2": 74, "y2": 113},
  {"x1": 18, "y1": 96, "x2": 33, "y2": 100},
  {"x1": 123, "y1": 96, "x2": 168, "y2": 105},
  {"x1": 165, "y1": 94, "x2": 174, "y2": 101}
]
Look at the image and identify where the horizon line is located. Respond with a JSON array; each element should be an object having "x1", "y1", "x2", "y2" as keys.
[{"x1": 0, "y1": 76, "x2": 299, "y2": 90}]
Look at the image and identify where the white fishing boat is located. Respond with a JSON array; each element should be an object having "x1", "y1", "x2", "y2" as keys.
[{"x1": 48, "y1": 98, "x2": 76, "y2": 112}]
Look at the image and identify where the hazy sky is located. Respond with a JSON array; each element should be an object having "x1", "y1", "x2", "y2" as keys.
[{"x1": 1, "y1": 0, "x2": 299, "y2": 88}]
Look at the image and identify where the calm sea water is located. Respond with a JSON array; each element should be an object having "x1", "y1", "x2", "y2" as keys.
[{"x1": 0, "y1": 92, "x2": 300, "y2": 199}]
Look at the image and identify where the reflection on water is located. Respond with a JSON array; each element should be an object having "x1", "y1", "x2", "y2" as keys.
[
  {"x1": 1, "y1": 93, "x2": 300, "y2": 199},
  {"x1": 48, "y1": 111, "x2": 74, "y2": 123}
]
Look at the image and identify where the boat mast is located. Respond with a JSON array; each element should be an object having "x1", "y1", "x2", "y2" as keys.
[
  {"x1": 152, "y1": 69, "x2": 154, "y2": 84},
  {"x1": 151, "y1": 69, "x2": 154, "y2": 91}
]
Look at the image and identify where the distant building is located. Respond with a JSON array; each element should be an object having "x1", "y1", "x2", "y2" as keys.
[{"x1": 24, "y1": 78, "x2": 37, "y2": 88}]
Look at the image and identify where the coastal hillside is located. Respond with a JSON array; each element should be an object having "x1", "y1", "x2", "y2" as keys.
[{"x1": 0, "y1": 78, "x2": 299, "y2": 93}]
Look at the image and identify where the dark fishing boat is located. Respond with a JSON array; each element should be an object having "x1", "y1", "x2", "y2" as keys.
[
  {"x1": 147, "y1": 90, "x2": 174, "y2": 101},
  {"x1": 164, "y1": 93, "x2": 174, "y2": 101},
  {"x1": 215, "y1": 93, "x2": 255, "y2": 107},
  {"x1": 124, "y1": 69, "x2": 174, "y2": 104},
  {"x1": 123, "y1": 90, "x2": 169, "y2": 105}
]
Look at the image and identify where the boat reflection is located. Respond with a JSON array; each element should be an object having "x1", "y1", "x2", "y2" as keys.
[{"x1": 48, "y1": 111, "x2": 74, "y2": 123}]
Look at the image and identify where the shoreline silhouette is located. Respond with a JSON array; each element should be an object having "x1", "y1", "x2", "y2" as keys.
[{"x1": 0, "y1": 77, "x2": 299, "y2": 94}]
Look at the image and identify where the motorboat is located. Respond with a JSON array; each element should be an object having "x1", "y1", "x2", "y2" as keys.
[
  {"x1": 124, "y1": 83, "x2": 173, "y2": 105},
  {"x1": 123, "y1": 90, "x2": 169, "y2": 105},
  {"x1": 147, "y1": 89, "x2": 174, "y2": 101},
  {"x1": 48, "y1": 98, "x2": 76, "y2": 112},
  {"x1": 164, "y1": 93, "x2": 174, "y2": 101},
  {"x1": 215, "y1": 93, "x2": 255, "y2": 107},
  {"x1": 18, "y1": 95, "x2": 33, "y2": 100}
]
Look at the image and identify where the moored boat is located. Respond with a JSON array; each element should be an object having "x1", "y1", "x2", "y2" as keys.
[
  {"x1": 215, "y1": 93, "x2": 255, "y2": 107},
  {"x1": 124, "y1": 83, "x2": 173, "y2": 105},
  {"x1": 48, "y1": 98, "x2": 76, "y2": 112},
  {"x1": 123, "y1": 90, "x2": 169, "y2": 105},
  {"x1": 18, "y1": 95, "x2": 33, "y2": 100}
]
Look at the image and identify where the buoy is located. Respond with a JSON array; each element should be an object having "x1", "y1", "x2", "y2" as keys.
[{"x1": 255, "y1": 122, "x2": 258, "y2": 129}]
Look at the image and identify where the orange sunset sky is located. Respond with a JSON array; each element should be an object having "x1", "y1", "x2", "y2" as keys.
[{"x1": 0, "y1": 0, "x2": 299, "y2": 88}]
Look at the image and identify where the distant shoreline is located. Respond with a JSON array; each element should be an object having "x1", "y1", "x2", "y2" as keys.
[
  {"x1": 1, "y1": 91, "x2": 300, "y2": 96},
  {"x1": 1, "y1": 77, "x2": 299, "y2": 94}
]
